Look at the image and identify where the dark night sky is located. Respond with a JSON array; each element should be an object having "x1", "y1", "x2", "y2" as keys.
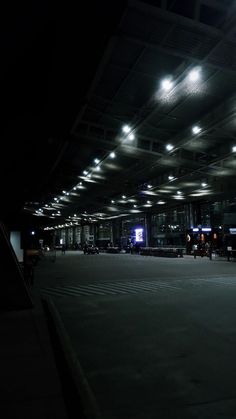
[{"x1": 1, "y1": 1, "x2": 126, "y2": 216}]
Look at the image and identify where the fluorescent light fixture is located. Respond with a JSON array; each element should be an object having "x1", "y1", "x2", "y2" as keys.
[
  {"x1": 128, "y1": 133, "x2": 135, "y2": 140},
  {"x1": 166, "y1": 144, "x2": 174, "y2": 151},
  {"x1": 202, "y1": 228, "x2": 212, "y2": 232},
  {"x1": 192, "y1": 125, "x2": 201, "y2": 134},
  {"x1": 192, "y1": 228, "x2": 199, "y2": 232},
  {"x1": 161, "y1": 78, "x2": 173, "y2": 91},
  {"x1": 109, "y1": 152, "x2": 116, "y2": 158},
  {"x1": 188, "y1": 67, "x2": 201, "y2": 82},
  {"x1": 122, "y1": 125, "x2": 131, "y2": 133}
]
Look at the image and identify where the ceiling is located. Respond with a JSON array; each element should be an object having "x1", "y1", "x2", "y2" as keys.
[{"x1": 2, "y1": 0, "x2": 236, "y2": 228}]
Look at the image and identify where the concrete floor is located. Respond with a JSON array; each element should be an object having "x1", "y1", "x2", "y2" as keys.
[{"x1": 34, "y1": 252, "x2": 236, "y2": 418}]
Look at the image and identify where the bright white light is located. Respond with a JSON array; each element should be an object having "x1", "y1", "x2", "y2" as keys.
[
  {"x1": 74, "y1": 214, "x2": 77, "y2": 217},
  {"x1": 122, "y1": 125, "x2": 131, "y2": 134},
  {"x1": 147, "y1": 200, "x2": 151, "y2": 204},
  {"x1": 147, "y1": 184, "x2": 152, "y2": 189},
  {"x1": 232, "y1": 146, "x2": 236, "y2": 152},
  {"x1": 133, "y1": 204, "x2": 137, "y2": 208},
  {"x1": 95, "y1": 166, "x2": 101, "y2": 171},
  {"x1": 177, "y1": 191, "x2": 182, "y2": 195},
  {"x1": 73, "y1": 187, "x2": 77, "y2": 190},
  {"x1": 201, "y1": 182, "x2": 207, "y2": 187},
  {"x1": 188, "y1": 67, "x2": 201, "y2": 82},
  {"x1": 168, "y1": 175, "x2": 174, "y2": 180},
  {"x1": 128, "y1": 133, "x2": 135, "y2": 141},
  {"x1": 62, "y1": 190, "x2": 66, "y2": 194},
  {"x1": 166, "y1": 144, "x2": 174, "y2": 151},
  {"x1": 111, "y1": 200, "x2": 115, "y2": 204},
  {"x1": 94, "y1": 158, "x2": 100, "y2": 164},
  {"x1": 157, "y1": 200, "x2": 166, "y2": 205},
  {"x1": 110, "y1": 152, "x2": 116, "y2": 158},
  {"x1": 83, "y1": 170, "x2": 88, "y2": 175},
  {"x1": 122, "y1": 195, "x2": 126, "y2": 199},
  {"x1": 192, "y1": 125, "x2": 201, "y2": 135},
  {"x1": 31, "y1": 231, "x2": 35, "y2": 235},
  {"x1": 161, "y1": 78, "x2": 173, "y2": 91},
  {"x1": 87, "y1": 174, "x2": 91, "y2": 178}
]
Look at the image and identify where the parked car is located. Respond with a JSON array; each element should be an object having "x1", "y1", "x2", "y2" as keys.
[{"x1": 84, "y1": 244, "x2": 99, "y2": 254}]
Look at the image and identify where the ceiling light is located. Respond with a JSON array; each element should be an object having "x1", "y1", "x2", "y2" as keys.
[
  {"x1": 133, "y1": 204, "x2": 137, "y2": 208},
  {"x1": 147, "y1": 200, "x2": 151, "y2": 204},
  {"x1": 83, "y1": 170, "x2": 88, "y2": 175},
  {"x1": 161, "y1": 78, "x2": 173, "y2": 91},
  {"x1": 109, "y1": 152, "x2": 116, "y2": 158},
  {"x1": 94, "y1": 158, "x2": 100, "y2": 164},
  {"x1": 232, "y1": 146, "x2": 236, "y2": 152},
  {"x1": 122, "y1": 125, "x2": 131, "y2": 133},
  {"x1": 168, "y1": 175, "x2": 174, "y2": 180},
  {"x1": 177, "y1": 191, "x2": 182, "y2": 195},
  {"x1": 188, "y1": 67, "x2": 201, "y2": 82},
  {"x1": 111, "y1": 200, "x2": 115, "y2": 204},
  {"x1": 166, "y1": 144, "x2": 174, "y2": 151},
  {"x1": 192, "y1": 125, "x2": 201, "y2": 134},
  {"x1": 122, "y1": 195, "x2": 126, "y2": 199},
  {"x1": 147, "y1": 184, "x2": 152, "y2": 189},
  {"x1": 201, "y1": 182, "x2": 207, "y2": 187},
  {"x1": 157, "y1": 200, "x2": 166, "y2": 205},
  {"x1": 62, "y1": 190, "x2": 66, "y2": 194},
  {"x1": 128, "y1": 133, "x2": 135, "y2": 140},
  {"x1": 73, "y1": 187, "x2": 77, "y2": 190}
]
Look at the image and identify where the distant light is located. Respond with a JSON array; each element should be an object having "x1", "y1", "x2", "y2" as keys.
[
  {"x1": 95, "y1": 166, "x2": 101, "y2": 171},
  {"x1": 135, "y1": 228, "x2": 144, "y2": 242},
  {"x1": 83, "y1": 170, "x2": 88, "y2": 175},
  {"x1": 94, "y1": 158, "x2": 100, "y2": 164},
  {"x1": 31, "y1": 231, "x2": 35, "y2": 235},
  {"x1": 201, "y1": 182, "x2": 207, "y2": 187},
  {"x1": 177, "y1": 191, "x2": 182, "y2": 195},
  {"x1": 74, "y1": 214, "x2": 77, "y2": 217},
  {"x1": 62, "y1": 190, "x2": 66, "y2": 194},
  {"x1": 188, "y1": 67, "x2": 201, "y2": 82},
  {"x1": 161, "y1": 78, "x2": 173, "y2": 91},
  {"x1": 168, "y1": 175, "x2": 174, "y2": 180},
  {"x1": 122, "y1": 195, "x2": 126, "y2": 199},
  {"x1": 157, "y1": 200, "x2": 166, "y2": 205},
  {"x1": 202, "y1": 227, "x2": 212, "y2": 232},
  {"x1": 128, "y1": 133, "x2": 135, "y2": 141},
  {"x1": 111, "y1": 200, "x2": 115, "y2": 204},
  {"x1": 73, "y1": 187, "x2": 77, "y2": 190},
  {"x1": 147, "y1": 200, "x2": 151, "y2": 204},
  {"x1": 166, "y1": 144, "x2": 174, "y2": 151},
  {"x1": 122, "y1": 125, "x2": 131, "y2": 134},
  {"x1": 232, "y1": 146, "x2": 236, "y2": 152},
  {"x1": 133, "y1": 204, "x2": 137, "y2": 208},
  {"x1": 87, "y1": 174, "x2": 91, "y2": 178},
  {"x1": 53, "y1": 197, "x2": 58, "y2": 201},
  {"x1": 147, "y1": 184, "x2": 152, "y2": 189},
  {"x1": 110, "y1": 152, "x2": 116, "y2": 158},
  {"x1": 192, "y1": 125, "x2": 201, "y2": 135},
  {"x1": 66, "y1": 192, "x2": 70, "y2": 195},
  {"x1": 193, "y1": 228, "x2": 199, "y2": 232}
]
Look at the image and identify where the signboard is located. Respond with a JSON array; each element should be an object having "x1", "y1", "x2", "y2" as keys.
[{"x1": 135, "y1": 228, "x2": 144, "y2": 242}]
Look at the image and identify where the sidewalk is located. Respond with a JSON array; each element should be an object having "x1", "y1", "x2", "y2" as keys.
[{"x1": 0, "y1": 294, "x2": 68, "y2": 418}]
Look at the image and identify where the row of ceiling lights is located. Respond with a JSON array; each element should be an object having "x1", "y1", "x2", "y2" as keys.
[{"x1": 35, "y1": 66, "x2": 236, "y2": 221}]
